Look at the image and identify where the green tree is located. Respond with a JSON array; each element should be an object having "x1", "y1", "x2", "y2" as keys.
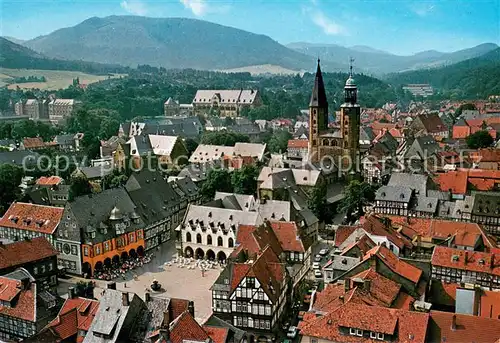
[
  {"x1": 266, "y1": 129, "x2": 292, "y2": 154},
  {"x1": 466, "y1": 130, "x2": 494, "y2": 149},
  {"x1": 200, "y1": 131, "x2": 250, "y2": 146},
  {"x1": 184, "y1": 138, "x2": 199, "y2": 156},
  {"x1": 308, "y1": 180, "x2": 328, "y2": 222},
  {"x1": 0, "y1": 164, "x2": 24, "y2": 214},
  {"x1": 70, "y1": 174, "x2": 92, "y2": 199},
  {"x1": 102, "y1": 170, "x2": 128, "y2": 190},
  {"x1": 339, "y1": 180, "x2": 377, "y2": 218},
  {"x1": 200, "y1": 168, "x2": 233, "y2": 201},
  {"x1": 231, "y1": 164, "x2": 258, "y2": 195}
]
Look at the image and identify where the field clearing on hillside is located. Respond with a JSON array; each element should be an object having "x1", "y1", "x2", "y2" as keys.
[
  {"x1": 219, "y1": 64, "x2": 303, "y2": 75},
  {"x1": 0, "y1": 68, "x2": 126, "y2": 90}
]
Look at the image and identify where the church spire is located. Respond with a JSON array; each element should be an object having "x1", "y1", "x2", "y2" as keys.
[{"x1": 309, "y1": 59, "x2": 328, "y2": 108}]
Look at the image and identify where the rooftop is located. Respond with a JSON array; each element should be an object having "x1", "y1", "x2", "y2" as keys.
[
  {"x1": 0, "y1": 237, "x2": 58, "y2": 270},
  {"x1": 0, "y1": 202, "x2": 64, "y2": 235}
]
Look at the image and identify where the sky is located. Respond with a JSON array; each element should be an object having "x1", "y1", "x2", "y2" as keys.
[{"x1": 1, "y1": 0, "x2": 499, "y2": 55}]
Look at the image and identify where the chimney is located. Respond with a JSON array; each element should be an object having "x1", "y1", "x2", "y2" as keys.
[
  {"x1": 107, "y1": 282, "x2": 116, "y2": 290},
  {"x1": 451, "y1": 315, "x2": 457, "y2": 331},
  {"x1": 163, "y1": 310, "x2": 171, "y2": 329},
  {"x1": 122, "y1": 292, "x2": 129, "y2": 306},
  {"x1": 464, "y1": 252, "x2": 469, "y2": 265},
  {"x1": 339, "y1": 295, "x2": 344, "y2": 303},
  {"x1": 344, "y1": 278, "x2": 351, "y2": 292},
  {"x1": 188, "y1": 301, "x2": 195, "y2": 318},
  {"x1": 145, "y1": 292, "x2": 151, "y2": 302},
  {"x1": 68, "y1": 287, "x2": 76, "y2": 299},
  {"x1": 20, "y1": 277, "x2": 31, "y2": 291},
  {"x1": 363, "y1": 279, "x2": 371, "y2": 292},
  {"x1": 491, "y1": 254, "x2": 495, "y2": 270}
]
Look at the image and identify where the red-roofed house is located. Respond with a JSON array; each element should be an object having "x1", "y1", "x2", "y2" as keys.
[
  {"x1": 43, "y1": 291, "x2": 99, "y2": 342},
  {"x1": 338, "y1": 245, "x2": 424, "y2": 297},
  {"x1": 428, "y1": 311, "x2": 500, "y2": 343},
  {"x1": 0, "y1": 268, "x2": 63, "y2": 341},
  {"x1": 0, "y1": 237, "x2": 58, "y2": 292},
  {"x1": 36, "y1": 176, "x2": 64, "y2": 186},
  {"x1": 299, "y1": 303, "x2": 429, "y2": 343},
  {"x1": 431, "y1": 246, "x2": 500, "y2": 289},
  {"x1": 469, "y1": 148, "x2": 500, "y2": 170},
  {"x1": 211, "y1": 246, "x2": 289, "y2": 338},
  {"x1": 410, "y1": 113, "x2": 449, "y2": 139},
  {"x1": 287, "y1": 139, "x2": 309, "y2": 161}
]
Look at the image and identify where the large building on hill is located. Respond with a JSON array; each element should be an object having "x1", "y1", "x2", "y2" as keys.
[
  {"x1": 192, "y1": 89, "x2": 262, "y2": 117},
  {"x1": 308, "y1": 60, "x2": 361, "y2": 174}
]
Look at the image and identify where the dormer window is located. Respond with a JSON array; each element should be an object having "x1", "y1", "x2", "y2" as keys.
[{"x1": 349, "y1": 328, "x2": 363, "y2": 336}]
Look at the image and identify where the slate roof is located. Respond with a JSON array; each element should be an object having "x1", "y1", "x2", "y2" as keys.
[
  {"x1": 0, "y1": 150, "x2": 39, "y2": 166},
  {"x1": 178, "y1": 162, "x2": 220, "y2": 182},
  {"x1": 69, "y1": 188, "x2": 144, "y2": 245},
  {"x1": 125, "y1": 170, "x2": 181, "y2": 226},
  {"x1": 79, "y1": 165, "x2": 113, "y2": 179},
  {"x1": 375, "y1": 185, "x2": 412, "y2": 203},
  {"x1": 387, "y1": 173, "x2": 429, "y2": 195}
]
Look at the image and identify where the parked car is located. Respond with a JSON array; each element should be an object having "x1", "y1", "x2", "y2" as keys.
[
  {"x1": 314, "y1": 254, "x2": 322, "y2": 262},
  {"x1": 319, "y1": 248, "x2": 329, "y2": 256},
  {"x1": 287, "y1": 326, "x2": 298, "y2": 339},
  {"x1": 314, "y1": 270, "x2": 323, "y2": 278},
  {"x1": 312, "y1": 262, "x2": 320, "y2": 269}
]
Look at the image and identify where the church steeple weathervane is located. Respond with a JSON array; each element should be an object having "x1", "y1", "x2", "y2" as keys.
[{"x1": 344, "y1": 57, "x2": 357, "y2": 104}]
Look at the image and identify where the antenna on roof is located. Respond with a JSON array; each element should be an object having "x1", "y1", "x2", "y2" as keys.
[{"x1": 349, "y1": 57, "x2": 355, "y2": 77}]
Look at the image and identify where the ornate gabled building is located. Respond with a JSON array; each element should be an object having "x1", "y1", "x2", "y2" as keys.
[{"x1": 308, "y1": 60, "x2": 361, "y2": 174}]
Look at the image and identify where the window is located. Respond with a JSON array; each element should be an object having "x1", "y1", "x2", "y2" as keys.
[
  {"x1": 48, "y1": 262, "x2": 53, "y2": 271},
  {"x1": 137, "y1": 230, "x2": 143, "y2": 239},
  {"x1": 71, "y1": 245, "x2": 78, "y2": 255},
  {"x1": 377, "y1": 333, "x2": 384, "y2": 340},
  {"x1": 247, "y1": 277, "x2": 255, "y2": 288},
  {"x1": 196, "y1": 234, "x2": 202, "y2": 244},
  {"x1": 228, "y1": 237, "x2": 234, "y2": 247},
  {"x1": 91, "y1": 232, "x2": 96, "y2": 239},
  {"x1": 56, "y1": 242, "x2": 62, "y2": 252},
  {"x1": 129, "y1": 233, "x2": 135, "y2": 243},
  {"x1": 104, "y1": 241, "x2": 110, "y2": 252},
  {"x1": 41, "y1": 265, "x2": 46, "y2": 273},
  {"x1": 218, "y1": 237, "x2": 223, "y2": 247},
  {"x1": 83, "y1": 246, "x2": 89, "y2": 256},
  {"x1": 259, "y1": 304, "x2": 265, "y2": 315},
  {"x1": 311, "y1": 340, "x2": 318, "y2": 343},
  {"x1": 33, "y1": 267, "x2": 38, "y2": 275},
  {"x1": 186, "y1": 232, "x2": 191, "y2": 242},
  {"x1": 370, "y1": 332, "x2": 377, "y2": 339},
  {"x1": 207, "y1": 235, "x2": 212, "y2": 245},
  {"x1": 95, "y1": 245, "x2": 101, "y2": 255}
]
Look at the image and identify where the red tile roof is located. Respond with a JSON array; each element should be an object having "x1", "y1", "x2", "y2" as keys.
[
  {"x1": 363, "y1": 245, "x2": 422, "y2": 284},
  {"x1": 47, "y1": 297, "x2": 99, "y2": 339},
  {"x1": 429, "y1": 311, "x2": 500, "y2": 343},
  {"x1": 169, "y1": 298, "x2": 190, "y2": 321},
  {"x1": 36, "y1": 176, "x2": 63, "y2": 186},
  {"x1": 203, "y1": 325, "x2": 228, "y2": 343},
  {"x1": 340, "y1": 234, "x2": 376, "y2": 257},
  {"x1": 0, "y1": 202, "x2": 63, "y2": 235},
  {"x1": 388, "y1": 216, "x2": 494, "y2": 249},
  {"x1": 287, "y1": 139, "x2": 309, "y2": 149},
  {"x1": 479, "y1": 289, "x2": 500, "y2": 319},
  {"x1": 452, "y1": 125, "x2": 471, "y2": 139},
  {"x1": 0, "y1": 237, "x2": 58, "y2": 270},
  {"x1": 335, "y1": 226, "x2": 358, "y2": 247},
  {"x1": 269, "y1": 221, "x2": 305, "y2": 252},
  {"x1": 23, "y1": 137, "x2": 46, "y2": 149},
  {"x1": 362, "y1": 214, "x2": 412, "y2": 250},
  {"x1": 232, "y1": 223, "x2": 284, "y2": 259},
  {"x1": 431, "y1": 246, "x2": 500, "y2": 277},
  {"x1": 170, "y1": 311, "x2": 209, "y2": 343},
  {"x1": 470, "y1": 148, "x2": 500, "y2": 163},
  {"x1": 434, "y1": 170, "x2": 468, "y2": 194},
  {"x1": 348, "y1": 268, "x2": 404, "y2": 307},
  {"x1": 0, "y1": 276, "x2": 35, "y2": 321},
  {"x1": 300, "y1": 303, "x2": 429, "y2": 343}
]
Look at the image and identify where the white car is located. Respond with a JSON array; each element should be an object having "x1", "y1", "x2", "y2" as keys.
[
  {"x1": 314, "y1": 254, "x2": 322, "y2": 262},
  {"x1": 287, "y1": 326, "x2": 298, "y2": 338},
  {"x1": 314, "y1": 270, "x2": 323, "y2": 278},
  {"x1": 319, "y1": 248, "x2": 329, "y2": 256},
  {"x1": 312, "y1": 262, "x2": 320, "y2": 270}
]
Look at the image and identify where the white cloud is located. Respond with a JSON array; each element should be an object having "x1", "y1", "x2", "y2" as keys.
[
  {"x1": 120, "y1": 0, "x2": 148, "y2": 16},
  {"x1": 180, "y1": 0, "x2": 208, "y2": 16},
  {"x1": 410, "y1": 3, "x2": 436, "y2": 17},
  {"x1": 312, "y1": 11, "x2": 345, "y2": 35}
]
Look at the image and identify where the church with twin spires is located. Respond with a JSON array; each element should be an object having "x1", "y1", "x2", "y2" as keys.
[{"x1": 308, "y1": 59, "x2": 361, "y2": 174}]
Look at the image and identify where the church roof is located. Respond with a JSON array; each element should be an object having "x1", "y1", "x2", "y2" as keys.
[{"x1": 309, "y1": 60, "x2": 328, "y2": 108}]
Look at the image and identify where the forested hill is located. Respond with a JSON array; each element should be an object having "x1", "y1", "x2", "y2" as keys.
[
  {"x1": 386, "y1": 48, "x2": 500, "y2": 99},
  {"x1": 0, "y1": 37, "x2": 128, "y2": 74},
  {"x1": 23, "y1": 16, "x2": 346, "y2": 72}
]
